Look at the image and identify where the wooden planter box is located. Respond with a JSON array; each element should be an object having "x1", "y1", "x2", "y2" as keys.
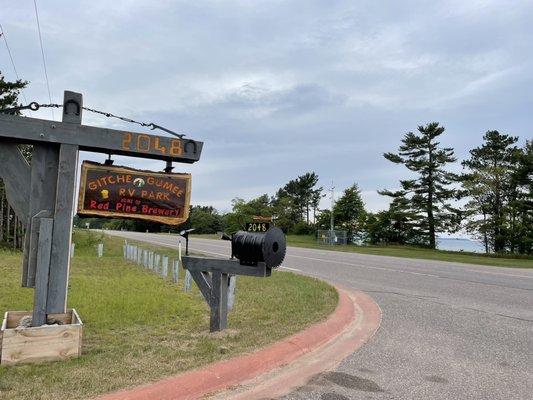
[{"x1": 0, "y1": 309, "x2": 83, "y2": 366}]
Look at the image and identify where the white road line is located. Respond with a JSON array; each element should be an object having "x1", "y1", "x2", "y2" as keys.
[
  {"x1": 279, "y1": 266, "x2": 301, "y2": 272},
  {"x1": 285, "y1": 253, "x2": 441, "y2": 278},
  {"x1": 286, "y1": 248, "x2": 533, "y2": 279}
]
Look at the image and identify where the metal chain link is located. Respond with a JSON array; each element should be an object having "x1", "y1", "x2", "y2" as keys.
[{"x1": 0, "y1": 102, "x2": 185, "y2": 138}]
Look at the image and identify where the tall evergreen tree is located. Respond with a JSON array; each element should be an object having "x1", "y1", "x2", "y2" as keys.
[
  {"x1": 380, "y1": 122, "x2": 460, "y2": 249},
  {"x1": 462, "y1": 131, "x2": 519, "y2": 253},
  {"x1": 511, "y1": 141, "x2": 532, "y2": 254},
  {"x1": 310, "y1": 189, "x2": 324, "y2": 224},
  {"x1": 276, "y1": 172, "x2": 321, "y2": 224},
  {"x1": 333, "y1": 184, "x2": 365, "y2": 241},
  {"x1": 0, "y1": 72, "x2": 27, "y2": 109}
]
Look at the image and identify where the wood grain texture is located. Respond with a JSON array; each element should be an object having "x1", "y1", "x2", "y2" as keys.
[
  {"x1": 0, "y1": 143, "x2": 30, "y2": 221},
  {"x1": 0, "y1": 112, "x2": 203, "y2": 163},
  {"x1": 182, "y1": 256, "x2": 272, "y2": 277},
  {"x1": 1, "y1": 309, "x2": 82, "y2": 366},
  {"x1": 24, "y1": 144, "x2": 59, "y2": 287},
  {"x1": 210, "y1": 271, "x2": 229, "y2": 332},
  {"x1": 47, "y1": 92, "x2": 82, "y2": 314},
  {"x1": 32, "y1": 217, "x2": 54, "y2": 326}
]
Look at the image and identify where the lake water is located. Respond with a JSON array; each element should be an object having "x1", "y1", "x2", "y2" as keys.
[{"x1": 436, "y1": 238, "x2": 485, "y2": 253}]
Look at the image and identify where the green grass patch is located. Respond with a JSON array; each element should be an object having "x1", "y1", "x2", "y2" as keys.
[
  {"x1": 0, "y1": 231, "x2": 338, "y2": 400},
  {"x1": 284, "y1": 235, "x2": 533, "y2": 268}
]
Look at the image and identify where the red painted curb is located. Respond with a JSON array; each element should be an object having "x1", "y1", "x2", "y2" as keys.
[
  {"x1": 96, "y1": 289, "x2": 357, "y2": 400},
  {"x1": 214, "y1": 289, "x2": 382, "y2": 400}
]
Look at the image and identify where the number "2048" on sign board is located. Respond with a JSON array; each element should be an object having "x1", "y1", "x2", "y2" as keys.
[
  {"x1": 246, "y1": 222, "x2": 270, "y2": 232},
  {"x1": 121, "y1": 132, "x2": 183, "y2": 156}
]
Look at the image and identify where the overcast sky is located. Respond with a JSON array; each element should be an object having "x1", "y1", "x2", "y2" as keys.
[{"x1": 1, "y1": 0, "x2": 532, "y2": 213}]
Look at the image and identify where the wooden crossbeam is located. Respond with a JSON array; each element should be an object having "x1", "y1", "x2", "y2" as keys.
[
  {"x1": 182, "y1": 256, "x2": 272, "y2": 277},
  {"x1": 0, "y1": 113, "x2": 203, "y2": 163}
]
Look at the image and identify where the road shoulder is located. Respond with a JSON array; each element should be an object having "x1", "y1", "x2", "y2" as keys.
[{"x1": 95, "y1": 286, "x2": 381, "y2": 400}]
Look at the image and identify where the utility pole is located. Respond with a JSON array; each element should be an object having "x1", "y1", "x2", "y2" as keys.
[{"x1": 330, "y1": 182, "x2": 335, "y2": 245}]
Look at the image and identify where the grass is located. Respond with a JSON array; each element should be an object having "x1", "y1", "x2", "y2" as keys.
[
  {"x1": 187, "y1": 233, "x2": 533, "y2": 268},
  {"x1": 0, "y1": 231, "x2": 338, "y2": 400}
]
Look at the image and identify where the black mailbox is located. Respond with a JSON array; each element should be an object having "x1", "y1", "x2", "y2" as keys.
[
  {"x1": 231, "y1": 227, "x2": 286, "y2": 268},
  {"x1": 184, "y1": 226, "x2": 287, "y2": 332}
]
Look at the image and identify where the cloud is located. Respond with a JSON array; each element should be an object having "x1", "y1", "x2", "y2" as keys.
[{"x1": 1, "y1": 0, "x2": 532, "y2": 213}]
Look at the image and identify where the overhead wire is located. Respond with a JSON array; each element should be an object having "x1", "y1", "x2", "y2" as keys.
[
  {"x1": 0, "y1": 23, "x2": 32, "y2": 116},
  {"x1": 33, "y1": 0, "x2": 54, "y2": 120}
]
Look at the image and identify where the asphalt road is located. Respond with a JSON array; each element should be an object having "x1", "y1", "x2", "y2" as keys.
[{"x1": 105, "y1": 231, "x2": 533, "y2": 400}]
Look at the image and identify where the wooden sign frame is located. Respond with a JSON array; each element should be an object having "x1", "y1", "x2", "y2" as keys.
[
  {"x1": 0, "y1": 90, "x2": 203, "y2": 328},
  {"x1": 77, "y1": 162, "x2": 192, "y2": 225}
]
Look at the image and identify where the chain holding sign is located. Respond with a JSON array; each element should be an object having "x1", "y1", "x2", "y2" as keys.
[{"x1": 77, "y1": 162, "x2": 191, "y2": 225}]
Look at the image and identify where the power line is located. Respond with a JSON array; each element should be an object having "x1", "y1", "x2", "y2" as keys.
[
  {"x1": 0, "y1": 23, "x2": 32, "y2": 116},
  {"x1": 33, "y1": 0, "x2": 54, "y2": 120}
]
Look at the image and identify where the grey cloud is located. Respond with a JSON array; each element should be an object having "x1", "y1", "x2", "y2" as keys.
[{"x1": 1, "y1": 0, "x2": 532, "y2": 212}]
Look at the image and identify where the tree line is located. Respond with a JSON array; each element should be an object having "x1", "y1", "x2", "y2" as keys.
[
  {"x1": 376, "y1": 123, "x2": 531, "y2": 254},
  {"x1": 158, "y1": 123, "x2": 530, "y2": 255}
]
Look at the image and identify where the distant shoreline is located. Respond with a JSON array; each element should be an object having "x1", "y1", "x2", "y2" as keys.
[{"x1": 437, "y1": 237, "x2": 484, "y2": 253}]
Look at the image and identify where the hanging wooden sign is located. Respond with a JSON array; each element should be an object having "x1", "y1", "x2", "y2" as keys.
[{"x1": 77, "y1": 161, "x2": 191, "y2": 225}]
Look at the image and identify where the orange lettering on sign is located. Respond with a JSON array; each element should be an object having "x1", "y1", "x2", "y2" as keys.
[
  {"x1": 154, "y1": 137, "x2": 167, "y2": 155},
  {"x1": 137, "y1": 134, "x2": 150, "y2": 152},
  {"x1": 169, "y1": 139, "x2": 183, "y2": 156},
  {"x1": 122, "y1": 132, "x2": 132, "y2": 150}
]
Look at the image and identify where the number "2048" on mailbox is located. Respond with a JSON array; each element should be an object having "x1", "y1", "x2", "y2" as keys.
[{"x1": 246, "y1": 222, "x2": 270, "y2": 232}]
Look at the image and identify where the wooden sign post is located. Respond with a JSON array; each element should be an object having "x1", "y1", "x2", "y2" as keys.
[{"x1": 0, "y1": 91, "x2": 203, "y2": 327}]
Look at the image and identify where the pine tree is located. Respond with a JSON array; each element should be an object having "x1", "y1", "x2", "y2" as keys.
[
  {"x1": 0, "y1": 72, "x2": 27, "y2": 109},
  {"x1": 380, "y1": 122, "x2": 460, "y2": 249},
  {"x1": 333, "y1": 184, "x2": 365, "y2": 242},
  {"x1": 276, "y1": 172, "x2": 321, "y2": 224},
  {"x1": 462, "y1": 131, "x2": 519, "y2": 253}
]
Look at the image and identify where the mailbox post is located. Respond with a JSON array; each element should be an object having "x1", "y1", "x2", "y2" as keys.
[{"x1": 182, "y1": 227, "x2": 286, "y2": 332}]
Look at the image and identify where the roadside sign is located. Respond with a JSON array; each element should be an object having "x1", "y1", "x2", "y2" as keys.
[{"x1": 77, "y1": 161, "x2": 191, "y2": 225}]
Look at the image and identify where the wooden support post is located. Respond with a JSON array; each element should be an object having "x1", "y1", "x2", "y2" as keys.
[
  {"x1": 228, "y1": 275, "x2": 237, "y2": 312},
  {"x1": 46, "y1": 91, "x2": 82, "y2": 314},
  {"x1": 210, "y1": 271, "x2": 229, "y2": 332},
  {"x1": 184, "y1": 270, "x2": 192, "y2": 291},
  {"x1": 32, "y1": 218, "x2": 54, "y2": 326},
  {"x1": 24, "y1": 144, "x2": 59, "y2": 287},
  {"x1": 181, "y1": 257, "x2": 272, "y2": 332}
]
